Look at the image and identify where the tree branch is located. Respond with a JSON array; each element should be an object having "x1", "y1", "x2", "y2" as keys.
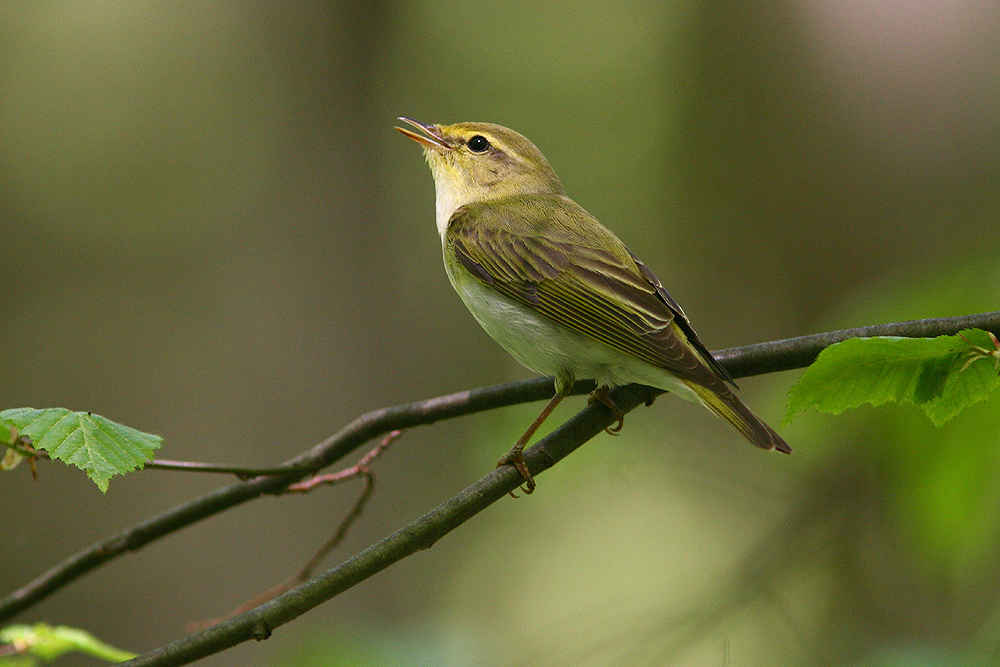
[
  {"x1": 712, "y1": 310, "x2": 1000, "y2": 377},
  {"x1": 3, "y1": 312, "x2": 999, "y2": 666}
]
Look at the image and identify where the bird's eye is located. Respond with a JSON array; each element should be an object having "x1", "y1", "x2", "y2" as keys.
[{"x1": 467, "y1": 135, "x2": 491, "y2": 153}]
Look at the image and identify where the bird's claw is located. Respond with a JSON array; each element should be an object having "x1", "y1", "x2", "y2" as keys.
[
  {"x1": 497, "y1": 449, "x2": 535, "y2": 496},
  {"x1": 589, "y1": 387, "x2": 626, "y2": 436}
]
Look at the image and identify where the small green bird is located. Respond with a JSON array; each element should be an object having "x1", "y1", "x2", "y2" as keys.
[{"x1": 397, "y1": 118, "x2": 790, "y2": 493}]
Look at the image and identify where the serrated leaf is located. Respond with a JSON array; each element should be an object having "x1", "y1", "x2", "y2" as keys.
[
  {"x1": 785, "y1": 329, "x2": 1000, "y2": 427},
  {"x1": 0, "y1": 408, "x2": 162, "y2": 492},
  {"x1": 0, "y1": 623, "x2": 136, "y2": 662}
]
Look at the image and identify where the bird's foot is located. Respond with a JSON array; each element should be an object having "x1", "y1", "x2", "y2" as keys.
[
  {"x1": 589, "y1": 387, "x2": 625, "y2": 435},
  {"x1": 497, "y1": 445, "x2": 535, "y2": 497}
]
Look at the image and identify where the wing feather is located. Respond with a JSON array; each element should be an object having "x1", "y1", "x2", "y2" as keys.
[{"x1": 448, "y1": 195, "x2": 730, "y2": 387}]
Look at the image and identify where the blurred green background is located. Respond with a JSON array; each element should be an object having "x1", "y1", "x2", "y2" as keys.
[{"x1": 2, "y1": 1, "x2": 999, "y2": 666}]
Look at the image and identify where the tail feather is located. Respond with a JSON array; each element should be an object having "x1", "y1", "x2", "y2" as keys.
[{"x1": 684, "y1": 380, "x2": 792, "y2": 454}]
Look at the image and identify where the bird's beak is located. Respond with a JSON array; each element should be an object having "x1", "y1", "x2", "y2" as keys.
[{"x1": 395, "y1": 117, "x2": 450, "y2": 151}]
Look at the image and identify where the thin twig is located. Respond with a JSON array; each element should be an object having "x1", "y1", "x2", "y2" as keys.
[
  {"x1": 187, "y1": 431, "x2": 402, "y2": 632},
  {"x1": 283, "y1": 430, "x2": 400, "y2": 494},
  {"x1": 3, "y1": 431, "x2": 376, "y2": 481},
  {"x1": 142, "y1": 460, "x2": 316, "y2": 478},
  {"x1": 8, "y1": 448, "x2": 309, "y2": 481}
]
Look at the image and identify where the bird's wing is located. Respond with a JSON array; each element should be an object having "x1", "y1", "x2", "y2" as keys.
[{"x1": 446, "y1": 195, "x2": 734, "y2": 387}]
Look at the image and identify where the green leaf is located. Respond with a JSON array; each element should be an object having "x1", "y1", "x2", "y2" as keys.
[
  {"x1": 785, "y1": 329, "x2": 1000, "y2": 427},
  {"x1": 0, "y1": 422, "x2": 17, "y2": 447},
  {"x1": 0, "y1": 623, "x2": 136, "y2": 662},
  {"x1": 0, "y1": 655, "x2": 35, "y2": 667},
  {"x1": 0, "y1": 408, "x2": 162, "y2": 492}
]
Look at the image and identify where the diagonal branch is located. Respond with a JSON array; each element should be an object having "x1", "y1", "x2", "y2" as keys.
[{"x1": 3, "y1": 312, "x2": 999, "y2": 664}]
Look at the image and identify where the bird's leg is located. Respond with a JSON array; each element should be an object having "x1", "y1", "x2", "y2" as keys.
[
  {"x1": 589, "y1": 386, "x2": 625, "y2": 435},
  {"x1": 496, "y1": 390, "x2": 566, "y2": 496}
]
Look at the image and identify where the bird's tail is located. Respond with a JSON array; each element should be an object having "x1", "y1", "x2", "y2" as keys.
[{"x1": 684, "y1": 379, "x2": 792, "y2": 454}]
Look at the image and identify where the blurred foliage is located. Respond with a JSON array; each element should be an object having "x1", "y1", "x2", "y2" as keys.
[
  {"x1": 0, "y1": 623, "x2": 136, "y2": 664},
  {"x1": 2, "y1": 1, "x2": 999, "y2": 666}
]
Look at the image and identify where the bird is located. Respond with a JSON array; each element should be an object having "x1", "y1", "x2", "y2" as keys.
[{"x1": 396, "y1": 118, "x2": 790, "y2": 493}]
